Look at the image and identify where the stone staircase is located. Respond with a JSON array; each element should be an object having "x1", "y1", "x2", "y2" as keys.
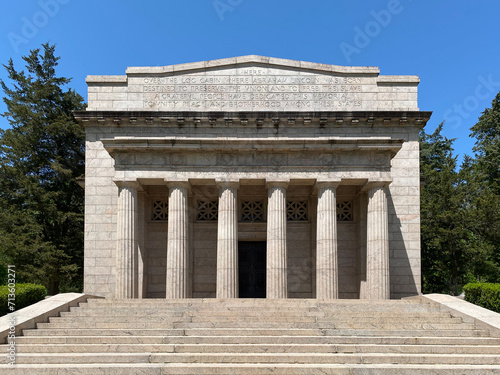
[{"x1": 2, "y1": 298, "x2": 500, "y2": 374}]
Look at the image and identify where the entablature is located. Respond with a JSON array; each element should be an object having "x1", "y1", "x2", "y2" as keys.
[{"x1": 75, "y1": 110, "x2": 432, "y2": 129}]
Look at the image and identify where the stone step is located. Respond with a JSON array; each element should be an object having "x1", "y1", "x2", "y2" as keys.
[
  {"x1": 9, "y1": 343, "x2": 500, "y2": 355},
  {"x1": 37, "y1": 322, "x2": 337, "y2": 329},
  {"x1": 176, "y1": 322, "x2": 472, "y2": 330},
  {"x1": 68, "y1": 307, "x2": 445, "y2": 317},
  {"x1": 70, "y1": 305, "x2": 441, "y2": 316},
  {"x1": 85, "y1": 298, "x2": 424, "y2": 305},
  {"x1": 64, "y1": 310, "x2": 449, "y2": 321},
  {"x1": 8, "y1": 297, "x2": 498, "y2": 372},
  {"x1": 38, "y1": 321, "x2": 470, "y2": 330},
  {"x1": 4, "y1": 352, "x2": 500, "y2": 365},
  {"x1": 81, "y1": 300, "x2": 435, "y2": 312},
  {"x1": 22, "y1": 328, "x2": 186, "y2": 337},
  {"x1": 3, "y1": 363, "x2": 500, "y2": 375},
  {"x1": 71, "y1": 308, "x2": 445, "y2": 316},
  {"x1": 22, "y1": 327, "x2": 491, "y2": 337},
  {"x1": 81, "y1": 298, "x2": 438, "y2": 310},
  {"x1": 13, "y1": 335, "x2": 500, "y2": 346},
  {"x1": 51, "y1": 315, "x2": 459, "y2": 324},
  {"x1": 49, "y1": 315, "x2": 321, "y2": 323},
  {"x1": 189, "y1": 311, "x2": 452, "y2": 318}
]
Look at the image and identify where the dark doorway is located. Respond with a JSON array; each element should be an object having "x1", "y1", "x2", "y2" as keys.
[{"x1": 238, "y1": 241, "x2": 266, "y2": 298}]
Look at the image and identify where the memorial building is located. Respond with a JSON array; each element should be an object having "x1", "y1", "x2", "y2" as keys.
[{"x1": 75, "y1": 56, "x2": 431, "y2": 300}]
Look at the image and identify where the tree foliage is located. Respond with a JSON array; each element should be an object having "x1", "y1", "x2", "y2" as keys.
[
  {"x1": 421, "y1": 92, "x2": 500, "y2": 294},
  {"x1": 470, "y1": 91, "x2": 500, "y2": 194},
  {"x1": 0, "y1": 43, "x2": 86, "y2": 294}
]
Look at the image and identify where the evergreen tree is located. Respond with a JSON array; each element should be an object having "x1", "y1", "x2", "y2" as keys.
[
  {"x1": 468, "y1": 91, "x2": 500, "y2": 276},
  {"x1": 419, "y1": 124, "x2": 496, "y2": 294},
  {"x1": 0, "y1": 43, "x2": 86, "y2": 294},
  {"x1": 470, "y1": 91, "x2": 500, "y2": 194}
]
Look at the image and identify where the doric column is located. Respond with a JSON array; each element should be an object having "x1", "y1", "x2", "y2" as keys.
[
  {"x1": 166, "y1": 181, "x2": 190, "y2": 299},
  {"x1": 366, "y1": 182, "x2": 390, "y2": 299},
  {"x1": 216, "y1": 180, "x2": 239, "y2": 298},
  {"x1": 115, "y1": 181, "x2": 140, "y2": 299},
  {"x1": 266, "y1": 180, "x2": 289, "y2": 299},
  {"x1": 315, "y1": 181, "x2": 340, "y2": 299}
]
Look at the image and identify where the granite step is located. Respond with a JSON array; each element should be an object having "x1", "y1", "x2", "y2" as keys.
[
  {"x1": 49, "y1": 315, "x2": 321, "y2": 323},
  {"x1": 3, "y1": 363, "x2": 500, "y2": 375},
  {"x1": 37, "y1": 321, "x2": 473, "y2": 330},
  {"x1": 10, "y1": 343, "x2": 500, "y2": 355},
  {"x1": 37, "y1": 322, "x2": 338, "y2": 329},
  {"x1": 5, "y1": 298, "x2": 499, "y2": 372},
  {"x1": 12, "y1": 335, "x2": 500, "y2": 346},
  {"x1": 84, "y1": 298, "x2": 424, "y2": 305},
  {"x1": 3, "y1": 352, "x2": 500, "y2": 365},
  {"x1": 52, "y1": 314, "x2": 458, "y2": 323},
  {"x1": 23, "y1": 327, "x2": 490, "y2": 337},
  {"x1": 62, "y1": 309, "x2": 452, "y2": 319}
]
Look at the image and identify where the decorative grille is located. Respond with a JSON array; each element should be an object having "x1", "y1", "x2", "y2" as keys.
[
  {"x1": 337, "y1": 201, "x2": 353, "y2": 221},
  {"x1": 241, "y1": 201, "x2": 264, "y2": 222},
  {"x1": 287, "y1": 200, "x2": 308, "y2": 221},
  {"x1": 152, "y1": 200, "x2": 168, "y2": 221},
  {"x1": 197, "y1": 200, "x2": 218, "y2": 221}
]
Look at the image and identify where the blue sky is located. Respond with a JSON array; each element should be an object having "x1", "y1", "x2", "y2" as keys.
[{"x1": 1, "y1": 0, "x2": 499, "y2": 163}]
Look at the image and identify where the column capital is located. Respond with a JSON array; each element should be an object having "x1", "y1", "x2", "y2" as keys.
[
  {"x1": 113, "y1": 180, "x2": 143, "y2": 191},
  {"x1": 215, "y1": 179, "x2": 240, "y2": 190},
  {"x1": 165, "y1": 179, "x2": 191, "y2": 191},
  {"x1": 266, "y1": 179, "x2": 290, "y2": 190},
  {"x1": 362, "y1": 180, "x2": 392, "y2": 192},
  {"x1": 314, "y1": 179, "x2": 341, "y2": 190}
]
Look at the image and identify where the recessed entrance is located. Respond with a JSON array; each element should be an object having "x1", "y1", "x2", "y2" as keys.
[{"x1": 238, "y1": 241, "x2": 266, "y2": 298}]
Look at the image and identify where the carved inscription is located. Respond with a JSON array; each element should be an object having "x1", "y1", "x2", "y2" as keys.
[{"x1": 140, "y1": 74, "x2": 365, "y2": 110}]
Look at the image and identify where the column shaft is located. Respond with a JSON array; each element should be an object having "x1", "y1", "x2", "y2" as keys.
[
  {"x1": 266, "y1": 182, "x2": 288, "y2": 299},
  {"x1": 358, "y1": 194, "x2": 368, "y2": 299},
  {"x1": 116, "y1": 182, "x2": 138, "y2": 299},
  {"x1": 366, "y1": 184, "x2": 390, "y2": 299},
  {"x1": 316, "y1": 183, "x2": 339, "y2": 299},
  {"x1": 166, "y1": 182, "x2": 189, "y2": 299},
  {"x1": 216, "y1": 181, "x2": 239, "y2": 298}
]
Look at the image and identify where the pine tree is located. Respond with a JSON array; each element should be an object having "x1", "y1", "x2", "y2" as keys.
[
  {"x1": 0, "y1": 43, "x2": 86, "y2": 294},
  {"x1": 470, "y1": 91, "x2": 500, "y2": 194},
  {"x1": 419, "y1": 124, "x2": 497, "y2": 294},
  {"x1": 468, "y1": 91, "x2": 500, "y2": 277}
]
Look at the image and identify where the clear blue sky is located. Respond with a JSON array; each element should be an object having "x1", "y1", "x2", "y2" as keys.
[{"x1": 1, "y1": 0, "x2": 499, "y2": 163}]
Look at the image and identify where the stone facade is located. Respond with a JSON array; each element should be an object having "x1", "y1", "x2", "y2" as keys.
[{"x1": 75, "y1": 56, "x2": 431, "y2": 300}]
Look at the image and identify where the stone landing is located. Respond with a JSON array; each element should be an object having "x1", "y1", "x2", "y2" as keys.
[{"x1": 1, "y1": 297, "x2": 500, "y2": 374}]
